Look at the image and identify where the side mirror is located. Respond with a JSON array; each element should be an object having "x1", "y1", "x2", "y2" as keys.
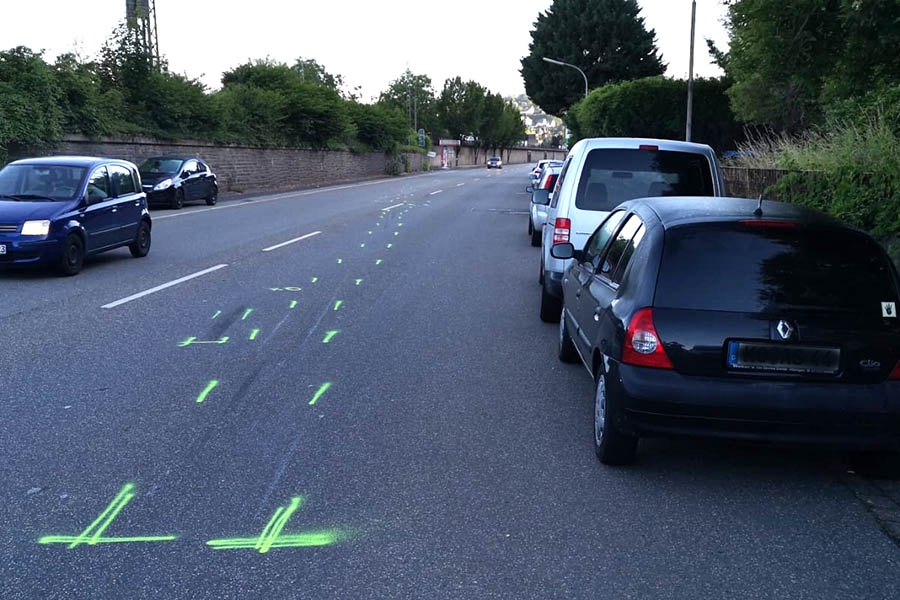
[
  {"x1": 525, "y1": 186, "x2": 533, "y2": 193},
  {"x1": 550, "y1": 243, "x2": 575, "y2": 260}
]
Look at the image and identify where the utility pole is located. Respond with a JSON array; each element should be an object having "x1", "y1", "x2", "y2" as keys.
[{"x1": 686, "y1": 0, "x2": 697, "y2": 142}]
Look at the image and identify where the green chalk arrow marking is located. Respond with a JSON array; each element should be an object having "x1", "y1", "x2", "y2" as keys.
[
  {"x1": 196, "y1": 380, "x2": 219, "y2": 403},
  {"x1": 308, "y1": 382, "x2": 332, "y2": 406},
  {"x1": 322, "y1": 330, "x2": 339, "y2": 344}
]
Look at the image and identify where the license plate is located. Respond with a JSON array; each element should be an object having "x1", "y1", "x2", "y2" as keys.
[
  {"x1": 0, "y1": 244, "x2": 6, "y2": 255},
  {"x1": 727, "y1": 341, "x2": 840, "y2": 375}
]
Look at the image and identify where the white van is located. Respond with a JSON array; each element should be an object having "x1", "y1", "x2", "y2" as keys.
[{"x1": 539, "y1": 138, "x2": 726, "y2": 322}]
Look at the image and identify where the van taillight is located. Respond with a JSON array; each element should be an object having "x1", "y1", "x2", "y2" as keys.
[
  {"x1": 890, "y1": 361, "x2": 900, "y2": 380},
  {"x1": 622, "y1": 308, "x2": 673, "y2": 369},
  {"x1": 553, "y1": 218, "x2": 570, "y2": 244}
]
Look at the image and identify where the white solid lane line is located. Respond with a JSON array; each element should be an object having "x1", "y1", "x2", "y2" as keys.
[
  {"x1": 429, "y1": 190, "x2": 443, "y2": 195},
  {"x1": 261, "y1": 230, "x2": 322, "y2": 253},
  {"x1": 101, "y1": 264, "x2": 229, "y2": 309},
  {"x1": 381, "y1": 202, "x2": 405, "y2": 211}
]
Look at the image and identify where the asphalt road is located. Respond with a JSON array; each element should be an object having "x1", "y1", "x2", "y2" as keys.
[{"x1": 1, "y1": 165, "x2": 898, "y2": 599}]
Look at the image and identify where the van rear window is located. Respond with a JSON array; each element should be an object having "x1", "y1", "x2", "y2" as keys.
[
  {"x1": 655, "y1": 223, "x2": 899, "y2": 313},
  {"x1": 575, "y1": 148, "x2": 715, "y2": 212}
]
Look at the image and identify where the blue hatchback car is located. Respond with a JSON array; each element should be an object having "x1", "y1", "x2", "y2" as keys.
[{"x1": 0, "y1": 156, "x2": 152, "y2": 275}]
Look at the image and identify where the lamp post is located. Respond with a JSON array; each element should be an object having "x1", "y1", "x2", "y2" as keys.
[
  {"x1": 686, "y1": 0, "x2": 697, "y2": 142},
  {"x1": 542, "y1": 57, "x2": 589, "y2": 99}
]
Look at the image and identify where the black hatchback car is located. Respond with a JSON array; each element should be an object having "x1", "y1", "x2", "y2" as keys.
[
  {"x1": 551, "y1": 197, "x2": 900, "y2": 465},
  {"x1": 138, "y1": 157, "x2": 218, "y2": 209}
]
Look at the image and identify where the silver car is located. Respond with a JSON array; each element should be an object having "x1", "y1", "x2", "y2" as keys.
[
  {"x1": 527, "y1": 165, "x2": 561, "y2": 247},
  {"x1": 539, "y1": 137, "x2": 726, "y2": 322}
]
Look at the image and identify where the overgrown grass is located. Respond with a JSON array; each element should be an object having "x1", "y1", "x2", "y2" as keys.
[{"x1": 732, "y1": 108, "x2": 900, "y2": 265}]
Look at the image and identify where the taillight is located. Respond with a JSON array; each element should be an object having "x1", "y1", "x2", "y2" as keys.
[
  {"x1": 553, "y1": 218, "x2": 570, "y2": 244},
  {"x1": 622, "y1": 308, "x2": 673, "y2": 369},
  {"x1": 638, "y1": 144, "x2": 659, "y2": 151},
  {"x1": 890, "y1": 361, "x2": 900, "y2": 380}
]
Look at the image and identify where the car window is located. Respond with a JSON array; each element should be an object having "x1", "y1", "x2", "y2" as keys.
[
  {"x1": 86, "y1": 167, "x2": 110, "y2": 204},
  {"x1": 582, "y1": 210, "x2": 626, "y2": 271},
  {"x1": 655, "y1": 223, "x2": 900, "y2": 313},
  {"x1": 575, "y1": 148, "x2": 715, "y2": 212},
  {"x1": 109, "y1": 165, "x2": 136, "y2": 196},
  {"x1": 550, "y1": 158, "x2": 572, "y2": 208},
  {"x1": 139, "y1": 158, "x2": 183, "y2": 174},
  {"x1": 197, "y1": 161, "x2": 208, "y2": 173},
  {"x1": 598, "y1": 214, "x2": 642, "y2": 281},
  {"x1": 182, "y1": 160, "x2": 198, "y2": 175},
  {"x1": 610, "y1": 224, "x2": 646, "y2": 285}
]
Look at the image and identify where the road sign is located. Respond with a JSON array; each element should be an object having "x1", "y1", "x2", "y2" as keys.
[{"x1": 418, "y1": 129, "x2": 425, "y2": 147}]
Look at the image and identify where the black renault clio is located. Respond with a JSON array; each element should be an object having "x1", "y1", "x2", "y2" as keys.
[{"x1": 552, "y1": 197, "x2": 900, "y2": 465}]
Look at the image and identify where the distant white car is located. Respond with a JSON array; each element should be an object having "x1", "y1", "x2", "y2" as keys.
[{"x1": 487, "y1": 156, "x2": 502, "y2": 169}]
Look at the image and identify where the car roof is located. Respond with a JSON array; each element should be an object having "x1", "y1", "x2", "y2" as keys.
[
  {"x1": 7, "y1": 156, "x2": 136, "y2": 169},
  {"x1": 570, "y1": 137, "x2": 714, "y2": 155},
  {"x1": 140, "y1": 156, "x2": 193, "y2": 163},
  {"x1": 626, "y1": 196, "x2": 848, "y2": 230}
]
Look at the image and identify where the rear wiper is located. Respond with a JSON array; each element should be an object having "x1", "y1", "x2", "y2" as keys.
[{"x1": 9, "y1": 194, "x2": 56, "y2": 202}]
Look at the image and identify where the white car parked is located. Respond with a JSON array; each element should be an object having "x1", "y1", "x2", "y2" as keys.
[{"x1": 538, "y1": 138, "x2": 726, "y2": 322}]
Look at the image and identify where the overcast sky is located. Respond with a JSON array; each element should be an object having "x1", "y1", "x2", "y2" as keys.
[{"x1": 2, "y1": 0, "x2": 730, "y2": 100}]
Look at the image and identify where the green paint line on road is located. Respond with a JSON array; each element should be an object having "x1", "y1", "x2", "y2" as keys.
[
  {"x1": 360, "y1": 243, "x2": 365, "y2": 248},
  {"x1": 394, "y1": 231, "x2": 399, "y2": 236},
  {"x1": 211, "y1": 310, "x2": 222, "y2": 319},
  {"x1": 196, "y1": 380, "x2": 219, "y2": 403},
  {"x1": 309, "y1": 382, "x2": 332, "y2": 405},
  {"x1": 289, "y1": 300, "x2": 298, "y2": 309},
  {"x1": 270, "y1": 287, "x2": 282, "y2": 291},
  {"x1": 333, "y1": 300, "x2": 343, "y2": 311},
  {"x1": 322, "y1": 330, "x2": 339, "y2": 344},
  {"x1": 241, "y1": 308, "x2": 254, "y2": 321},
  {"x1": 37, "y1": 484, "x2": 177, "y2": 549},
  {"x1": 368, "y1": 231, "x2": 372, "y2": 235},
  {"x1": 355, "y1": 279, "x2": 363, "y2": 286},
  {"x1": 386, "y1": 243, "x2": 393, "y2": 249},
  {"x1": 40, "y1": 535, "x2": 177, "y2": 545},
  {"x1": 179, "y1": 336, "x2": 229, "y2": 347},
  {"x1": 375, "y1": 259, "x2": 383, "y2": 265},
  {"x1": 249, "y1": 329, "x2": 260, "y2": 341},
  {"x1": 311, "y1": 277, "x2": 318, "y2": 283}
]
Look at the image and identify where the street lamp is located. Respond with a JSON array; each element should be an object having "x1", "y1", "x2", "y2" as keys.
[
  {"x1": 542, "y1": 57, "x2": 589, "y2": 99},
  {"x1": 686, "y1": 0, "x2": 697, "y2": 142}
]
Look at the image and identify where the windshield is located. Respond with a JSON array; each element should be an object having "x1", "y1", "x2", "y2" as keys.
[
  {"x1": 0, "y1": 164, "x2": 86, "y2": 201},
  {"x1": 575, "y1": 148, "x2": 715, "y2": 212},
  {"x1": 139, "y1": 158, "x2": 183, "y2": 174},
  {"x1": 656, "y1": 223, "x2": 899, "y2": 313}
]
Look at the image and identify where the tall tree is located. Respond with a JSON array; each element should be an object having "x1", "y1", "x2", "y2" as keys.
[
  {"x1": 520, "y1": 0, "x2": 665, "y2": 116},
  {"x1": 378, "y1": 69, "x2": 438, "y2": 135},
  {"x1": 436, "y1": 77, "x2": 487, "y2": 140},
  {"x1": 723, "y1": 0, "x2": 842, "y2": 132}
]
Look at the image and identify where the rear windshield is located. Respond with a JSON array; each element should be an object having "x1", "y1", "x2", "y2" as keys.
[
  {"x1": 655, "y1": 223, "x2": 899, "y2": 314},
  {"x1": 575, "y1": 148, "x2": 715, "y2": 212}
]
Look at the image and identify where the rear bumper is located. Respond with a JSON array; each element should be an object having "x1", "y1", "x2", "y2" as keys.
[
  {"x1": 609, "y1": 362, "x2": 900, "y2": 448},
  {"x1": 544, "y1": 269, "x2": 564, "y2": 298}
]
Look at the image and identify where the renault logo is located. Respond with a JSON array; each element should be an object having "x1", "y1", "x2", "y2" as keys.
[{"x1": 776, "y1": 320, "x2": 794, "y2": 340}]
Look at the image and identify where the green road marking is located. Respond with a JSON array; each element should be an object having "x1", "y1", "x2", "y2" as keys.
[
  {"x1": 285, "y1": 286, "x2": 302, "y2": 291},
  {"x1": 211, "y1": 310, "x2": 222, "y2": 319},
  {"x1": 360, "y1": 243, "x2": 365, "y2": 248},
  {"x1": 289, "y1": 300, "x2": 298, "y2": 309},
  {"x1": 322, "y1": 330, "x2": 339, "y2": 344},
  {"x1": 398, "y1": 223, "x2": 403, "y2": 227},
  {"x1": 196, "y1": 380, "x2": 219, "y2": 403},
  {"x1": 249, "y1": 329, "x2": 260, "y2": 341},
  {"x1": 179, "y1": 336, "x2": 229, "y2": 347},
  {"x1": 355, "y1": 279, "x2": 363, "y2": 286},
  {"x1": 270, "y1": 288, "x2": 282, "y2": 292},
  {"x1": 394, "y1": 231, "x2": 399, "y2": 236},
  {"x1": 333, "y1": 300, "x2": 343, "y2": 311},
  {"x1": 368, "y1": 231, "x2": 372, "y2": 235},
  {"x1": 37, "y1": 483, "x2": 177, "y2": 548},
  {"x1": 337, "y1": 258, "x2": 342, "y2": 264},
  {"x1": 241, "y1": 308, "x2": 254, "y2": 321},
  {"x1": 375, "y1": 259, "x2": 383, "y2": 265},
  {"x1": 206, "y1": 497, "x2": 346, "y2": 553},
  {"x1": 311, "y1": 277, "x2": 318, "y2": 283},
  {"x1": 309, "y1": 382, "x2": 332, "y2": 405},
  {"x1": 386, "y1": 243, "x2": 393, "y2": 249}
]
